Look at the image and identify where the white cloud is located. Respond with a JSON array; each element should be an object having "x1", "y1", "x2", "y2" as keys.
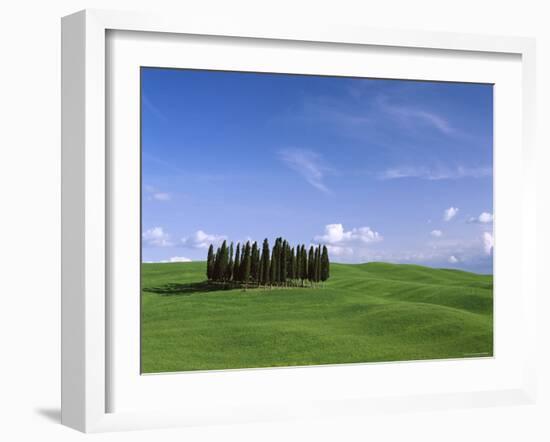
[
  {"x1": 152, "y1": 192, "x2": 171, "y2": 201},
  {"x1": 325, "y1": 245, "x2": 354, "y2": 257},
  {"x1": 279, "y1": 148, "x2": 331, "y2": 193},
  {"x1": 379, "y1": 165, "x2": 492, "y2": 181},
  {"x1": 483, "y1": 232, "x2": 494, "y2": 255},
  {"x1": 313, "y1": 223, "x2": 382, "y2": 260},
  {"x1": 142, "y1": 227, "x2": 173, "y2": 247},
  {"x1": 379, "y1": 97, "x2": 454, "y2": 134},
  {"x1": 146, "y1": 256, "x2": 192, "y2": 263},
  {"x1": 444, "y1": 206, "x2": 459, "y2": 222},
  {"x1": 181, "y1": 230, "x2": 227, "y2": 249},
  {"x1": 431, "y1": 230, "x2": 443, "y2": 238},
  {"x1": 167, "y1": 256, "x2": 192, "y2": 263},
  {"x1": 143, "y1": 184, "x2": 172, "y2": 201},
  {"x1": 314, "y1": 223, "x2": 382, "y2": 245},
  {"x1": 468, "y1": 212, "x2": 494, "y2": 224},
  {"x1": 309, "y1": 228, "x2": 492, "y2": 270}
]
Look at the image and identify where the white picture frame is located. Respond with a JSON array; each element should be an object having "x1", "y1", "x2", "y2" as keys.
[{"x1": 61, "y1": 9, "x2": 538, "y2": 433}]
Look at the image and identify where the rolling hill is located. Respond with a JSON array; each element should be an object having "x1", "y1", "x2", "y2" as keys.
[{"x1": 141, "y1": 261, "x2": 493, "y2": 373}]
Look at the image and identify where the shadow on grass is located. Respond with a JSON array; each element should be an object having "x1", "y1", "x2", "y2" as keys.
[{"x1": 143, "y1": 281, "x2": 236, "y2": 296}]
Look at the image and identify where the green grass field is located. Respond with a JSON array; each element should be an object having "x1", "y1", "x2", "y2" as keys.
[{"x1": 141, "y1": 261, "x2": 493, "y2": 373}]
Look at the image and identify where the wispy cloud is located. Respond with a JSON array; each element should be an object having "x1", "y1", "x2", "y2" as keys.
[
  {"x1": 143, "y1": 152, "x2": 186, "y2": 175},
  {"x1": 278, "y1": 148, "x2": 331, "y2": 193},
  {"x1": 143, "y1": 152, "x2": 229, "y2": 183},
  {"x1": 379, "y1": 165, "x2": 492, "y2": 181},
  {"x1": 151, "y1": 192, "x2": 171, "y2": 201},
  {"x1": 306, "y1": 104, "x2": 371, "y2": 127},
  {"x1": 143, "y1": 184, "x2": 172, "y2": 202},
  {"x1": 378, "y1": 97, "x2": 454, "y2": 135},
  {"x1": 444, "y1": 207, "x2": 459, "y2": 222},
  {"x1": 142, "y1": 94, "x2": 166, "y2": 121},
  {"x1": 431, "y1": 230, "x2": 443, "y2": 238}
]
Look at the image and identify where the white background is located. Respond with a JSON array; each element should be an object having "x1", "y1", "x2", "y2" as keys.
[{"x1": 0, "y1": 1, "x2": 548, "y2": 441}]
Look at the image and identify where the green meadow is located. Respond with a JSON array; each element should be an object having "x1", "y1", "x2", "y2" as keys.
[{"x1": 141, "y1": 261, "x2": 493, "y2": 373}]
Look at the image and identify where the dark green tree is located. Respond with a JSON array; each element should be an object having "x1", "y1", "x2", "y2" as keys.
[
  {"x1": 280, "y1": 240, "x2": 287, "y2": 286},
  {"x1": 288, "y1": 246, "x2": 295, "y2": 284},
  {"x1": 315, "y1": 245, "x2": 321, "y2": 284},
  {"x1": 276, "y1": 238, "x2": 283, "y2": 284},
  {"x1": 295, "y1": 246, "x2": 301, "y2": 286},
  {"x1": 321, "y1": 245, "x2": 330, "y2": 284},
  {"x1": 260, "y1": 239, "x2": 270, "y2": 286},
  {"x1": 206, "y1": 244, "x2": 214, "y2": 280},
  {"x1": 241, "y1": 241, "x2": 251, "y2": 289},
  {"x1": 307, "y1": 246, "x2": 315, "y2": 284},
  {"x1": 300, "y1": 245, "x2": 308, "y2": 286},
  {"x1": 213, "y1": 246, "x2": 221, "y2": 281},
  {"x1": 270, "y1": 240, "x2": 278, "y2": 288},
  {"x1": 233, "y1": 243, "x2": 241, "y2": 282},
  {"x1": 218, "y1": 240, "x2": 229, "y2": 282},
  {"x1": 225, "y1": 242, "x2": 234, "y2": 281},
  {"x1": 250, "y1": 241, "x2": 259, "y2": 285}
]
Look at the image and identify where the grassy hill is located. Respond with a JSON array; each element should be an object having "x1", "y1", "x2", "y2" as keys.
[{"x1": 141, "y1": 261, "x2": 493, "y2": 373}]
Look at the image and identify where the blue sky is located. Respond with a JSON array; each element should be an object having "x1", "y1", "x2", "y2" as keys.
[{"x1": 141, "y1": 68, "x2": 494, "y2": 273}]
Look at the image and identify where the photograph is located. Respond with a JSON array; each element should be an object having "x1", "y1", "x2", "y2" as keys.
[{"x1": 140, "y1": 67, "x2": 494, "y2": 374}]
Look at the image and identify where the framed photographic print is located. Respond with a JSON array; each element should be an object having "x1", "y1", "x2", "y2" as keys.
[
  {"x1": 139, "y1": 68, "x2": 494, "y2": 374},
  {"x1": 61, "y1": 9, "x2": 538, "y2": 433}
]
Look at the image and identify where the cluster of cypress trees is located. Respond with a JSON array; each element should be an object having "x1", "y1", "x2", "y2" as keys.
[{"x1": 206, "y1": 238, "x2": 330, "y2": 289}]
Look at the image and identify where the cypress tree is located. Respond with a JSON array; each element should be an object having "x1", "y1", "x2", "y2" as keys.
[
  {"x1": 260, "y1": 239, "x2": 270, "y2": 286},
  {"x1": 295, "y1": 246, "x2": 301, "y2": 286},
  {"x1": 287, "y1": 244, "x2": 296, "y2": 280},
  {"x1": 213, "y1": 246, "x2": 221, "y2": 281},
  {"x1": 250, "y1": 242, "x2": 259, "y2": 284},
  {"x1": 300, "y1": 245, "x2": 308, "y2": 286},
  {"x1": 276, "y1": 239, "x2": 282, "y2": 284},
  {"x1": 233, "y1": 243, "x2": 241, "y2": 282},
  {"x1": 239, "y1": 241, "x2": 247, "y2": 282},
  {"x1": 257, "y1": 243, "x2": 262, "y2": 283},
  {"x1": 258, "y1": 249, "x2": 263, "y2": 285},
  {"x1": 280, "y1": 240, "x2": 287, "y2": 286},
  {"x1": 241, "y1": 241, "x2": 251, "y2": 289},
  {"x1": 321, "y1": 245, "x2": 330, "y2": 284},
  {"x1": 287, "y1": 244, "x2": 293, "y2": 280},
  {"x1": 308, "y1": 246, "x2": 315, "y2": 284},
  {"x1": 270, "y1": 241, "x2": 278, "y2": 287},
  {"x1": 315, "y1": 245, "x2": 321, "y2": 284},
  {"x1": 288, "y1": 246, "x2": 295, "y2": 284},
  {"x1": 219, "y1": 240, "x2": 228, "y2": 282},
  {"x1": 206, "y1": 244, "x2": 214, "y2": 280},
  {"x1": 225, "y1": 242, "x2": 234, "y2": 281},
  {"x1": 293, "y1": 247, "x2": 298, "y2": 284}
]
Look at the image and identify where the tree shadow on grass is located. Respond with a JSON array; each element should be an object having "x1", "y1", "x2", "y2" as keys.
[{"x1": 143, "y1": 280, "x2": 236, "y2": 296}]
